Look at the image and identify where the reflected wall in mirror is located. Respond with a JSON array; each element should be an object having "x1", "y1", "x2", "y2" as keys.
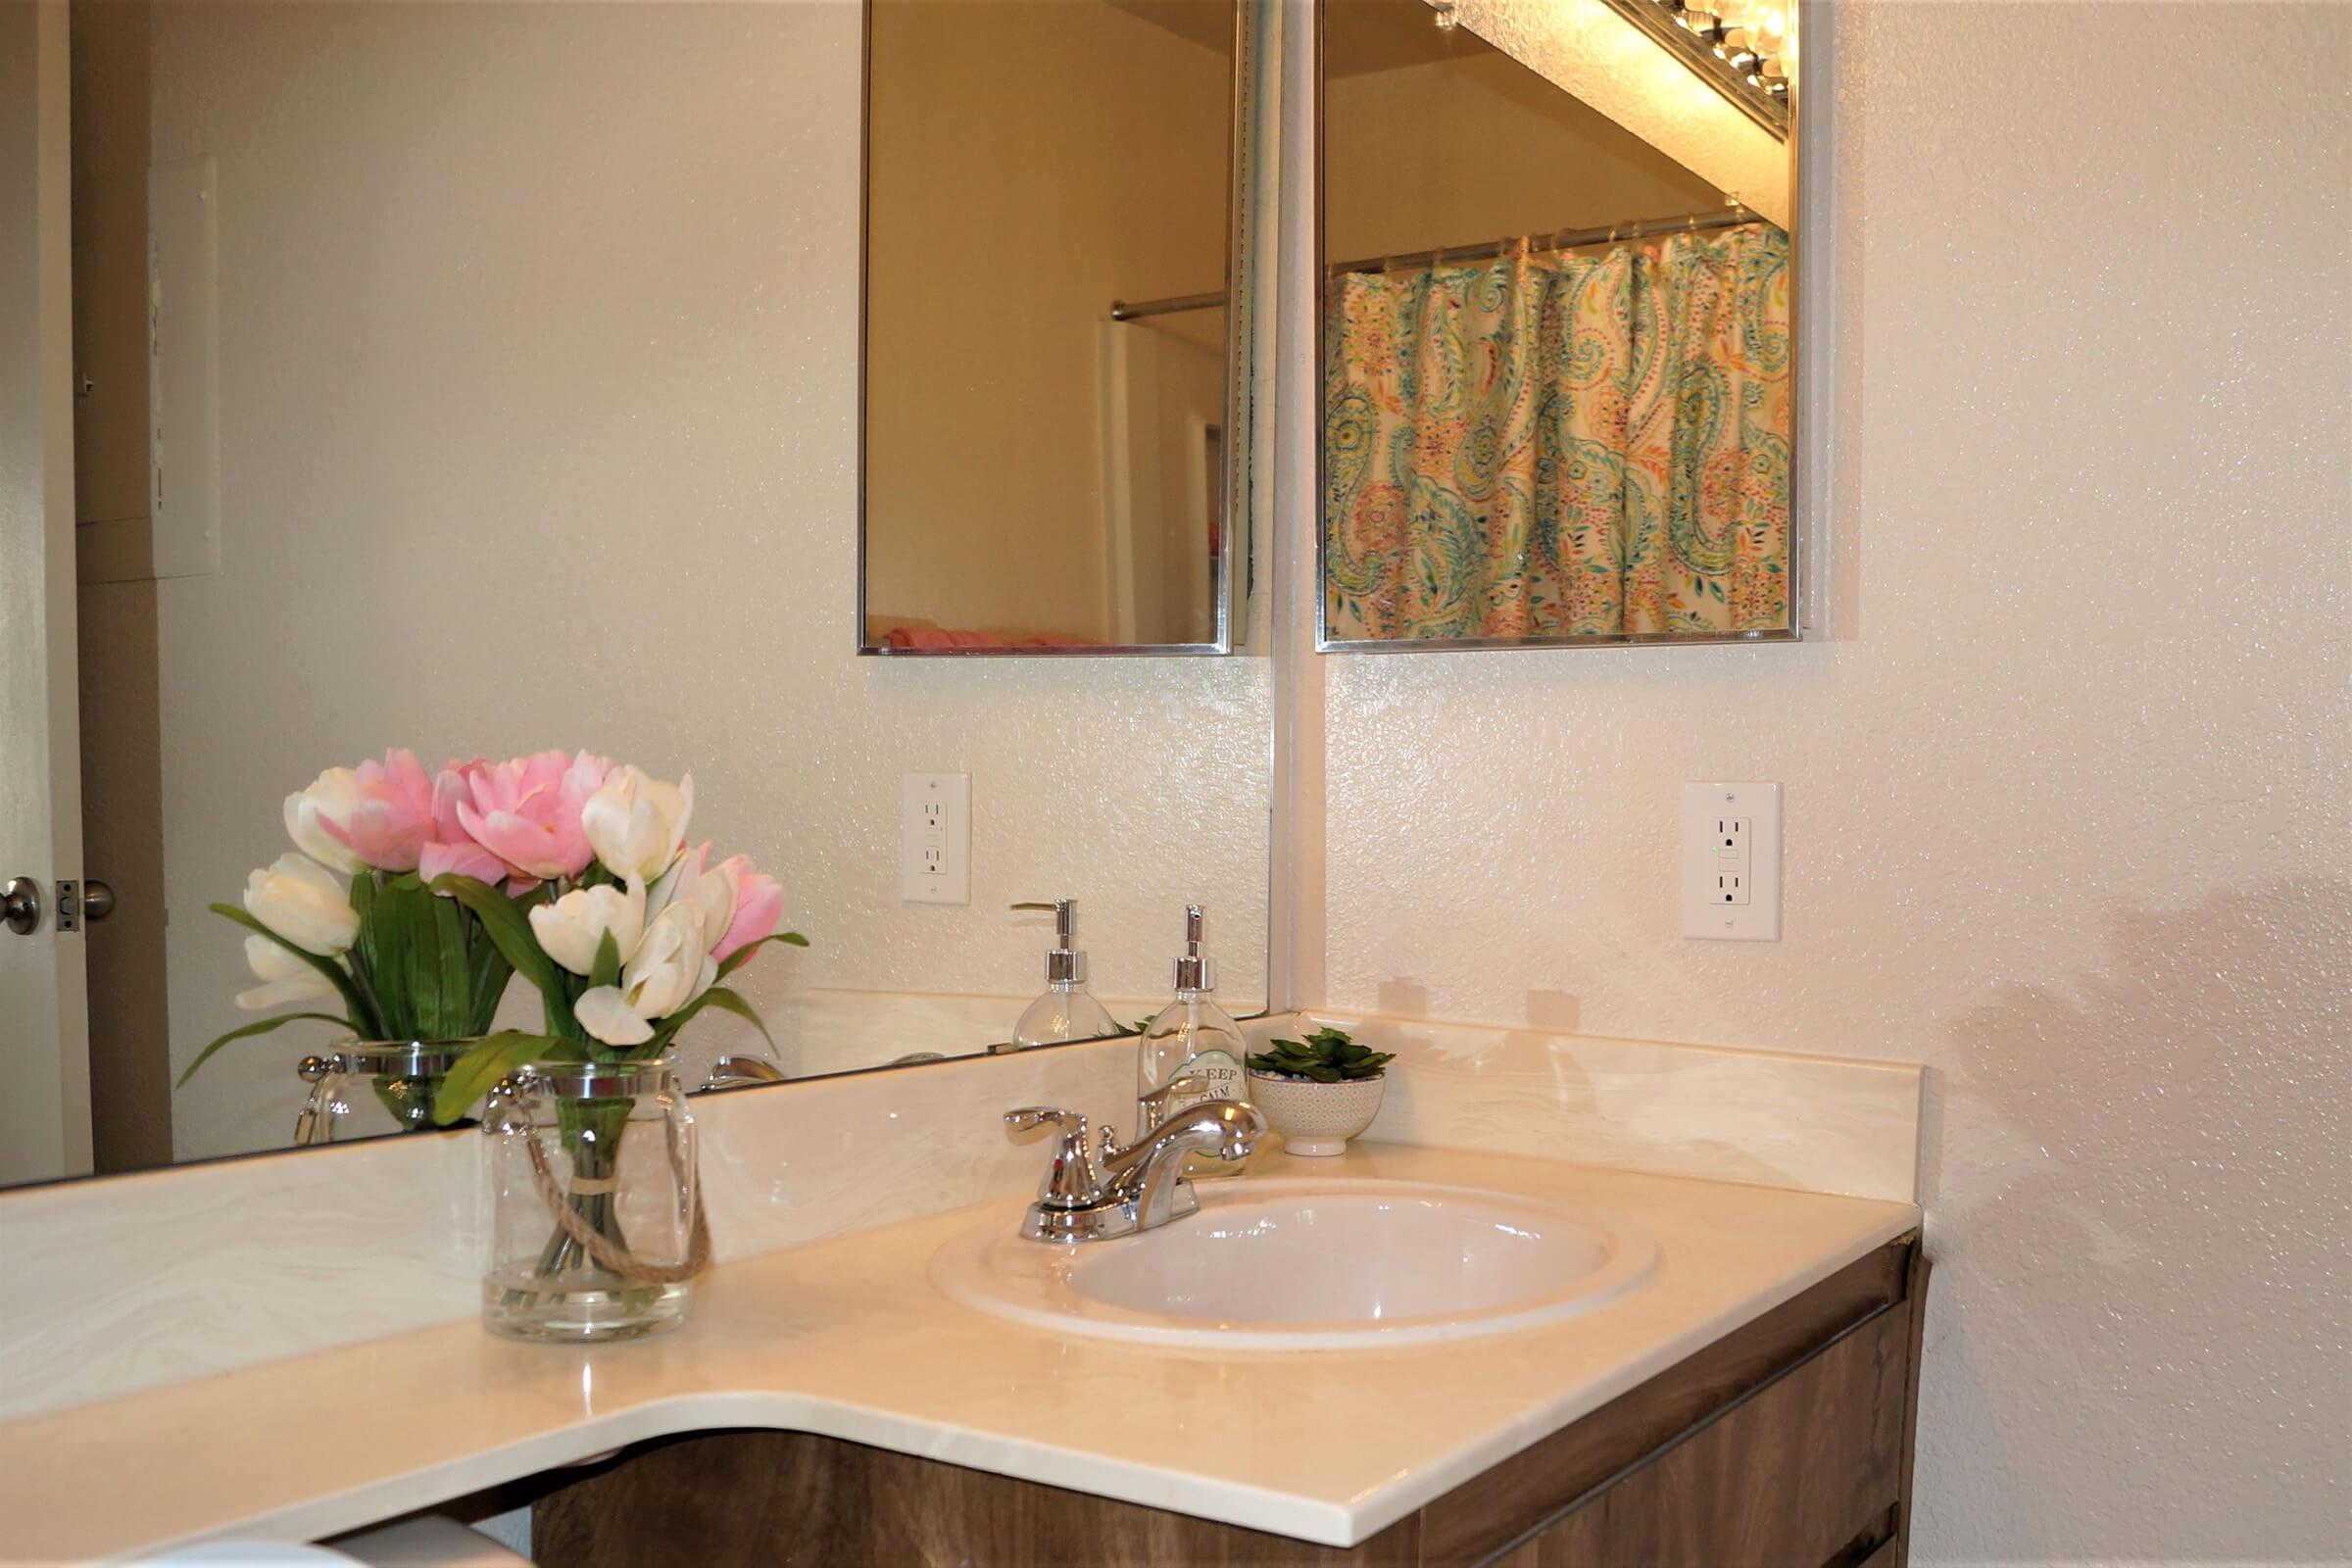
[
  {"x1": 1318, "y1": 0, "x2": 1798, "y2": 649},
  {"x1": 8, "y1": 0, "x2": 1271, "y2": 1188},
  {"x1": 860, "y1": 0, "x2": 1247, "y2": 654}
]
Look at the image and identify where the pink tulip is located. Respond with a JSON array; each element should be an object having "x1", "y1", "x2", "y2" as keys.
[
  {"x1": 416, "y1": 760, "x2": 511, "y2": 890},
  {"x1": 418, "y1": 836, "x2": 512, "y2": 887},
  {"x1": 318, "y1": 749, "x2": 436, "y2": 871},
  {"x1": 453, "y1": 750, "x2": 612, "y2": 884},
  {"x1": 711, "y1": 857, "x2": 787, "y2": 964}
]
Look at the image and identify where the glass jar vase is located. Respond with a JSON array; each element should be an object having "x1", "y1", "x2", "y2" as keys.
[
  {"x1": 481, "y1": 1057, "x2": 706, "y2": 1343},
  {"x1": 293, "y1": 1040, "x2": 474, "y2": 1146}
]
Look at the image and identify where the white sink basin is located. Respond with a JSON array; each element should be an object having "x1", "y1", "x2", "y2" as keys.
[{"x1": 932, "y1": 1179, "x2": 1657, "y2": 1350}]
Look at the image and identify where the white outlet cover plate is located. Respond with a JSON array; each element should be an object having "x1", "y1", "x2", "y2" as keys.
[
  {"x1": 901, "y1": 771, "x2": 971, "y2": 906},
  {"x1": 1683, "y1": 782, "x2": 1781, "y2": 941}
]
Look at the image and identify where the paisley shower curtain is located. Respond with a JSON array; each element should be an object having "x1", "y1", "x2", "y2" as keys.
[{"x1": 1323, "y1": 222, "x2": 1791, "y2": 641}]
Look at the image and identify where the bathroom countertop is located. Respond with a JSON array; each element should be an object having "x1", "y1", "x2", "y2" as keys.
[{"x1": 0, "y1": 1144, "x2": 1918, "y2": 1562}]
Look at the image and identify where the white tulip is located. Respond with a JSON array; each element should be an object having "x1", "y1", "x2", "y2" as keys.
[
  {"x1": 244, "y1": 854, "x2": 360, "y2": 956},
  {"x1": 648, "y1": 845, "x2": 738, "y2": 956},
  {"x1": 581, "y1": 767, "x2": 695, "y2": 882},
  {"x1": 235, "y1": 934, "x2": 339, "y2": 1010},
  {"x1": 527, "y1": 878, "x2": 647, "y2": 977},
  {"x1": 623, "y1": 900, "x2": 717, "y2": 1019},
  {"x1": 573, "y1": 986, "x2": 655, "y2": 1048},
  {"x1": 284, "y1": 767, "x2": 368, "y2": 874}
]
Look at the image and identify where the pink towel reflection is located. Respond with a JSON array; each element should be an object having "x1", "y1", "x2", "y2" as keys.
[{"x1": 883, "y1": 627, "x2": 1096, "y2": 650}]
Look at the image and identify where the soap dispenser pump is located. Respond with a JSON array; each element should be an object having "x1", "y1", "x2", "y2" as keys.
[
  {"x1": 1007, "y1": 899, "x2": 1120, "y2": 1050},
  {"x1": 1135, "y1": 905, "x2": 1248, "y2": 1167}
]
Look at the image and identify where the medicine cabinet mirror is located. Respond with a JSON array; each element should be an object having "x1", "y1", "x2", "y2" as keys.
[
  {"x1": 1318, "y1": 0, "x2": 1801, "y2": 650},
  {"x1": 859, "y1": 0, "x2": 1254, "y2": 655}
]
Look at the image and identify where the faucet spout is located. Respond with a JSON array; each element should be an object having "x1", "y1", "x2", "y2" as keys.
[
  {"x1": 1102, "y1": 1099, "x2": 1266, "y2": 1231},
  {"x1": 1002, "y1": 1097, "x2": 1266, "y2": 1243}
]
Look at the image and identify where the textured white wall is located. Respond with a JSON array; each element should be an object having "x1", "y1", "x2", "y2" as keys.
[
  {"x1": 151, "y1": 0, "x2": 1270, "y2": 1161},
  {"x1": 1309, "y1": 2, "x2": 2349, "y2": 1559}
]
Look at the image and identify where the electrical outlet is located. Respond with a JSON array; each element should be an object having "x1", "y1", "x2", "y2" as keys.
[
  {"x1": 902, "y1": 772, "x2": 970, "y2": 905},
  {"x1": 1684, "y1": 782, "x2": 1780, "y2": 940},
  {"x1": 1713, "y1": 817, "x2": 1752, "y2": 906}
]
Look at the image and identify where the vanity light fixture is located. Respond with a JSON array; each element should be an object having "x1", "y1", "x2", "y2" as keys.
[{"x1": 1595, "y1": 0, "x2": 1790, "y2": 137}]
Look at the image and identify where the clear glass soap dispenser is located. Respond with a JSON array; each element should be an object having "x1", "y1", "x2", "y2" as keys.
[
  {"x1": 1135, "y1": 905, "x2": 1248, "y2": 1172},
  {"x1": 1008, "y1": 899, "x2": 1120, "y2": 1050}
]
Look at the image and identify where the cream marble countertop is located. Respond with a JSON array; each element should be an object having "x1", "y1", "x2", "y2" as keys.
[{"x1": 0, "y1": 1145, "x2": 1917, "y2": 1564}]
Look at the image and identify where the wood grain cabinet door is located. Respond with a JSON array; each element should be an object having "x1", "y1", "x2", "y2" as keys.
[{"x1": 1486, "y1": 1307, "x2": 1911, "y2": 1568}]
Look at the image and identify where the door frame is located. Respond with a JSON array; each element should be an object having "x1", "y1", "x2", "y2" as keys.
[{"x1": 1, "y1": 0, "x2": 94, "y2": 1185}]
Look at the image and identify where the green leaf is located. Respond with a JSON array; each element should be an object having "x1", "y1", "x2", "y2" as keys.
[
  {"x1": 590, "y1": 928, "x2": 622, "y2": 991},
  {"x1": 713, "y1": 930, "x2": 808, "y2": 981},
  {"x1": 432, "y1": 1030, "x2": 576, "y2": 1125},
  {"x1": 399, "y1": 880, "x2": 442, "y2": 1041},
  {"x1": 432, "y1": 892, "x2": 469, "y2": 1039},
  {"x1": 349, "y1": 871, "x2": 378, "y2": 978},
  {"x1": 1247, "y1": 1025, "x2": 1389, "y2": 1082},
  {"x1": 208, "y1": 903, "x2": 382, "y2": 1038},
  {"x1": 431, "y1": 875, "x2": 573, "y2": 1039},
  {"x1": 177, "y1": 1011, "x2": 355, "y2": 1088},
  {"x1": 466, "y1": 912, "x2": 514, "y2": 1036}
]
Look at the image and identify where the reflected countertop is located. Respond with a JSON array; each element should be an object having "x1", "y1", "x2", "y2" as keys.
[{"x1": 0, "y1": 1143, "x2": 1916, "y2": 1562}]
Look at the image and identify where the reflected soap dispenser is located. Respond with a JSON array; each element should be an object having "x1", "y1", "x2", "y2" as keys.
[
  {"x1": 1135, "y1": 905, "x2": 1248, "y2": 1169},
  {"x1": 1008, "y1": 900, "x2": 1120, "y2": 1050}
]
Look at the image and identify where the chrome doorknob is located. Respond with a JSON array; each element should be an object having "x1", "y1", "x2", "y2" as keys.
[
  {"x1": 2, "y1": 877, "x2": 39, "y2": 936},
  {"x1": 77, "y1": 879, "x2": 114, "y2": 922}
]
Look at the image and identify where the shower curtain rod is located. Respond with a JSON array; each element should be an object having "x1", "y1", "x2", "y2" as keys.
[{"x1": 1107, "y1": 206, "x2": 1770, "y2": 321}]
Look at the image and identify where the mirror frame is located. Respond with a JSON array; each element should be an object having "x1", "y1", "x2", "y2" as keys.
[
  {"x1": 1311, "y1": 0, "x2": 1806, "y2": 654},
  {"x1": 856, "y1": 0, "x2": 1260, "y2": 658}
]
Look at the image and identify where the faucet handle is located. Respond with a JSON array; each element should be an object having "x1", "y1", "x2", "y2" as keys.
[{"x1": 1004, "y1": 1106, "x2": 1101, "y2": 1208}]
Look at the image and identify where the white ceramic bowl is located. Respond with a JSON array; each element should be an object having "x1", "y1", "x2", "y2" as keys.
[
  {"x1": 1247, "y1": 1069, "x2": 1387, "y2": 1155},
  {"x1": 931, "y1": 1178, "x2": 1658, "y2": 1350}
]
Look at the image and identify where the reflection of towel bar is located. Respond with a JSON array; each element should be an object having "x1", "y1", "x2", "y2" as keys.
[{"x1": 1108, "y1": 289, "x2": 1228, "y2": 322}]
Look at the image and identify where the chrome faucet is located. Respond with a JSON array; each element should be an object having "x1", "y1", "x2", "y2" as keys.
[
  {"x1": 699, "y1": 1054, "x2": 788, "y2": 1091},
  {"x1": 1003, "y1": 1080, "x2": 1265, "y2": 1242}
]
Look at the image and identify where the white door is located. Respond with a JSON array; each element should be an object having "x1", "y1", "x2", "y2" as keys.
[{"x1": 1, "y1": 0, "x2": 92, "y2": 1186}]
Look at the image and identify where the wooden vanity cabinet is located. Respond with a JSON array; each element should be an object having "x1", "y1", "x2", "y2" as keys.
[{"x1": 534, "y1": 1235, "x2": 1927, "y2": 1568}]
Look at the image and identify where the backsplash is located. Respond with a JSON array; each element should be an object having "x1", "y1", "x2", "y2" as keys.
[{"x1": 1318, "y1": 1011, "x2": 1922, "y2": 1202}]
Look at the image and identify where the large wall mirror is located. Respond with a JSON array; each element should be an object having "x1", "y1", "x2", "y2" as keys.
[
  {"x1": 860, "y1": 0, "x2": 1250, "y2": 654},
  {"x1": 1318, "y1": 0, "x2": 1798, "y2": 649},
  {"x1": 6, "y1": 0, "x2": 1272, "y2": 1189}
]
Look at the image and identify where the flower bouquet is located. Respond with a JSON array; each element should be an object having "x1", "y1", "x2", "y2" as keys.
[{"x1": 188, "y1": 748, "x2": 804, "y2": 1338}]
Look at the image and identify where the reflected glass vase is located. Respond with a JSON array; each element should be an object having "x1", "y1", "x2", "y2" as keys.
[
  {"x1": 293, "y1": 1040, "x2": 475, "y2": 1146},
  {"x1": 481, "y1": 1056, "x2": 705, "y2": 1343}
]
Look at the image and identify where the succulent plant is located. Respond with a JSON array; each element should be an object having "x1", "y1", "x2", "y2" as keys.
[{"x1": 1246, "y1": 1026, "x2": 1395, "y2": 1083}]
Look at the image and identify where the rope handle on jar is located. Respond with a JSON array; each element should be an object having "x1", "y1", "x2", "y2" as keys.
[
  {"x1": 489, "y1": 1072, "x2": 710, "y2": 1287},
  {"x1": 519, "y1": 1127, "x2": 711, "y2": 1285}
]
